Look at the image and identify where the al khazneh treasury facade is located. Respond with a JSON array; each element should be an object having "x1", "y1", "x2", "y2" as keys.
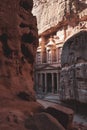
[
  {"x1": 33, "y1": 0, "x2": 87, "y2": 103},
  {"x1": 35, "y1": 33, "x2": 63, "y2": 94}
]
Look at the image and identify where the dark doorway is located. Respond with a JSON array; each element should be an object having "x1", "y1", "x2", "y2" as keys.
[
  {"x1": 47, "y1": 73, "x2": 52, "y2": 92},
  {"x1": 42, "y1": 73, "x2": 45, "y2": 92}
]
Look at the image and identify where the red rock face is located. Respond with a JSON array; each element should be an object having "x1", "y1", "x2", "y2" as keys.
[
  {"x1": 0, "y1": 1, "x2": 48, "y2": 129},
  {"x1": 0, "y1": 0, "x2": 38, "y2": 101}
]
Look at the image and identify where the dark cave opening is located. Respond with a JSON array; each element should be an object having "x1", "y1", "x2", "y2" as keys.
[
  {"x1": 21, "y1": 33, "x2": 35, "y2": 43},
  {"x1": 21, "y1": 44, "x2": 34, "y2": 64},
  {"x1": 20, "y1": 0, "x2": 30, "y2": 11},
  {"x1": 0, "y1": 34, "x2": 12, "y2": 57},
  {"x1": 17, "y1": 91, "x2": 30, "y2": 101},
  {"x1": 0, "y1": 33, "x2": 7, "y2": 43},
  {"x1": 20, "y1": 23, "x2": 28, "y2": 28}
]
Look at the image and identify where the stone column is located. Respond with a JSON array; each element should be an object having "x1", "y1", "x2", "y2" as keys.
[
  {"x1": 52, "y1": 73, "x2": 54, "y2": 93},
  {"x1": 57, "y1": 72, "x2": 60, "y2": 93},
  {"x1": 41, "y1": 52, "x2": 42, "y2": 64},
  {"x1": 57, "y1": 72, "x2": 59, "y2": 93},
  {"x1": 45, "y1": 73, "x2": 47, "y2": 93},
  {"x1": 40, "y1": 73, "x2": 42, "y2": 92},
  {"x1": 35, "y1": 73, "x2": 38, "y2": 92},
  {"x1": 56, "y1": 48, "x2": 58, "y2": 63}
]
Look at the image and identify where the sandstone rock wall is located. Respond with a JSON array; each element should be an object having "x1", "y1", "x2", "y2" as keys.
[
  {"x1": 0, "y1": 0, "x2": 38, "y2": 101},
  {"x1": 0, "y1": 1, "x2": 75, "y2": 130},
  {"x1": 60, "y1": 30, "x2": 87, "y2": 103},
  {"x1": 0, "y1": 1, "x2": 47, "y2": 129},
  {"x1": 33, "y1": 0, "x2": 87, "y2": 103},
  {"x1": 33, "y1": 0, "x2": 87, "y2": 35}
]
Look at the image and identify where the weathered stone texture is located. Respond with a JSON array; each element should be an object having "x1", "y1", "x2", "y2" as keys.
[
  {"x1": 33, "y1": 0, "x2": 87, "y2": 35},
  {"x1": 46, "y1": 105, "x2": 74, "y2": 130},
  {"x1": 25, "y1": 112, "x2": 65, "y2": 130},
  {"x1": 60, "y1": 31, "x2": 87, "y2": 103},
  {"x1": 0, "y1": 0, "x2": 38, "y2": 100},
  {"x1": 0, "y1": 1, "x2": 70, "y2": 130},
  {"x1": 33, "y1": 0, "x2": 87, "y2": 103},
  {"x1": 0, "y1": 0, "x2": 45, "y2": 129}
]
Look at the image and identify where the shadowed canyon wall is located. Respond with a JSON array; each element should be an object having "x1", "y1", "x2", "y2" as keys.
[{"x1": 0, "y1": 0, "x2": 38, "y2": 100}]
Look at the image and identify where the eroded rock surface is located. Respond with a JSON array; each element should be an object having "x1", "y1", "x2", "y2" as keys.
[
  {"x1": 60, "y1": 30, "x2": 87, "y2": 103},
  {"x1": 25, "y1": 112, "x2": 65, "y2": 130},
  {"x1": 46, "y1": 105, "x2": 74, "y2": 129},
  {"x1": 33, "y1": 0, "x2": 87, "y2": 104},
  {"x1": 33, "y1": 0, "x2": 87, "y2": 35},
  {"x1": 0, "y1": 0, "x2": 45, "y2": 129},
  {"x1": 0, "y1": 1, "x2": 67, "y2": 130},
  {"x1": 0, "y1": 0, "x2": 38, "y2": 101}
]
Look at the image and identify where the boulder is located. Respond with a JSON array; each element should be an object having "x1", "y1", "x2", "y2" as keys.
[
  {"x1": 25, "y1": 112, "x2": 65, "y2": 130},
  {"x1": 46, "y1": 104, "x2": 74, "y2": 130}
]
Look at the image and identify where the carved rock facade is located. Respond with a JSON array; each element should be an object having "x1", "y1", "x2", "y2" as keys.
[
  {"x1": 33, "y1": 0, "x2": 87, "y2": 103},
  {"x1": 33, "y1": 0, "x2": 87, "y2": 35},
  {"x1": 60, "y1": 30, "x2": 87, "y2": 103}
]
